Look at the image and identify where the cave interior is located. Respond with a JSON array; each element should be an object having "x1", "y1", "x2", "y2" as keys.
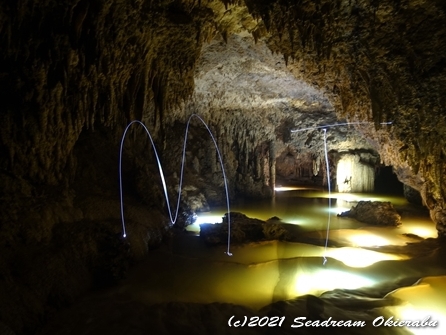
[{"x1": 1, "y1": 0, "x2": 446, "y2": 334}]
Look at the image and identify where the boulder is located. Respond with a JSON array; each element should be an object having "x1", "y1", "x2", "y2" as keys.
[
  {"x1": 338, "y1": 201, "x2": 402, "y2": 227},
  {"x1": 403, "y1": 184, "x2": 423, "y2": 205},
  {"x1": 199, "y1": 212, "x2": 289, "y2": 245}
]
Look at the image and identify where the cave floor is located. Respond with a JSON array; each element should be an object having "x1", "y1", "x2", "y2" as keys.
[{"x1": 37, "y1": 227, "x2": 446, "y2": 335}]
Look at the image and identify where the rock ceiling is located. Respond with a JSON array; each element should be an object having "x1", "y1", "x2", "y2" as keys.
[
  {"x1": 1, "y1": 1, "x2": 446, "y2": 333},
  {"x1": 190, "y1": 32, "x2": 376, "y2": 151},
  {"x1": 0, "y1": 0, "x2": 445, "y2": 232}
]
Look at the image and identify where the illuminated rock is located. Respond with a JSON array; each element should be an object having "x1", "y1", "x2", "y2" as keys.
[
  {"x1": 199, "y1": 212, "x2": 288, "y2": 245},
  {"x1": 336, "y1": 153, "x2": 376, "y2": 193},
  {"x1": 338, "y1": 201, "x2": 402, "y2": 227},
  {"x1": 1, "y1": 0, "x2": 445, "y2": 332}
]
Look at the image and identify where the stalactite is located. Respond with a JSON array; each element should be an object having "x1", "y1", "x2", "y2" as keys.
[
  {"x1": 0, "y1": 0, "x2": 216, "y2": 187},
  {"x1": 312, "y1": 157, "x2": 320, "y2": 176},
  {"x1": 269, "y1": 140, "x2": 276, "y2": 191},
  {"x1": 221, "y1": 30, "x2": 228, "y2": 43}
]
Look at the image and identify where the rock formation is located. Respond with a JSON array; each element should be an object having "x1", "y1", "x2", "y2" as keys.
[
  {"x1": 0, "y1": 0, "x2": 445, "y2": 333},
  {"x1": 336, "y1": 152, "x2": 377, "y2": 193},
  {"x1": 338, "y1": 201, "x2": 403, "y2": 227},
  {"x1": 200, "y1": 212, "x2": 289, "y2": 245}
]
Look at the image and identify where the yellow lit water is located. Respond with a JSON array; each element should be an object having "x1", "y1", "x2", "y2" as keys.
[
  {"x1": 177, "y1": 188, "x2": 445, "y2": 333},
  {"x1": 191, "y1": 187, "x2": 437, "y2": 241},
  {"x1": 39, "y1": 188, "x2": 446, "y2": 335}
]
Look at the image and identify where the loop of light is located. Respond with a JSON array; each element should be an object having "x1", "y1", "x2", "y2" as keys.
[{"x1": 119, "y1": 114, "x2": 233, "y2": 256}]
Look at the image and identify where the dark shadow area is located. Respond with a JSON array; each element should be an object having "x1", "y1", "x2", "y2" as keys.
[{"x1": 374, "y1": 166, "x2": 404, "y2": 195}]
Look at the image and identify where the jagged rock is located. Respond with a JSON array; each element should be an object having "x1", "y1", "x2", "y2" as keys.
[
  {"x1": 199, "y1": 212, "x2": 288, "y2": 245},
  {"x1": 403, "y1": 184, "x2": 423, "y2": 206},
  {"x1": 1, "y1": 0, "x2": 446, "y2": 333},
  {"x1": 338, "y1": 201, "x2": 402, "y2": 227},
  {"x1": 180, "y1": 185, "x2": 210, "y2": 213},
  {"x1": 262, "y1": 221, "x2": 289, "y2": 241},
  {"x1": 0, "y1": 322, "x2": 15, "y2": 335}
]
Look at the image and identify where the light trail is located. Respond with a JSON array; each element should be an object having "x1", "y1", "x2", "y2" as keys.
[
  {"x1": 292, "y1": 120, "x2": 392, "y2": 264},
  {"x1": 291, "y1": 121, "x2": 392, "y2": 133},
  {"x1": 119, "y1": 114, "x2": 233, "y2": 256}
]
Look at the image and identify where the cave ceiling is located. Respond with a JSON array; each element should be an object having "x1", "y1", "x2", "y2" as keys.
[
  {"x1": 187, "y1": 32, "x2": 379, "y2": 161},
  {"x1": 2, "y1": 1, "x2": 446, "y2": 333}
]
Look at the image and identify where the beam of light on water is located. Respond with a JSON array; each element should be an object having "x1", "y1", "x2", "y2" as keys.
[
  {"x1": 322, "y1": 200, "x2": 350, "y2": 214},
  {"x1": 186, "y1": 214, "x2": 224, "y2": 233},
  {"x1": 327, "y1": 247, "x2": 407, "y2": 267},
  {"x1": 294, "y1": 190, "x2": 409, "y2": 207},
  {"x1": 295, "y1": 269, "x2": 376, "y2": 293},
  {"x1": 394, "y1": 305, "x2": 446, "y2": 335},
  {"x1": 384, "y1": 276, "x2": 446, "y2": 334},
  {"x1": 293, "y1": 269, "x2": 377, "y2": 296},
  {"x1": 344, "y1": 231, "x2": 394, "y2": 247},
  {"x1": 193, "y1": 215, "x2": 224, "y2": 225},
  {"x1": 119, "y1": 114, "x2": 233, "y2": 255},
  {"x1": 274, "y1": 186, "x2": 317, "y2": 192},
  {"x1": 399, "y1": 221, "x2": 438, "y2": 239}
]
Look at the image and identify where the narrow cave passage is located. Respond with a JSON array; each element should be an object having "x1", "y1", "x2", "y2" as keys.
[{"x1": 374, "y1": 166, "x2": 405, "y2": 196}]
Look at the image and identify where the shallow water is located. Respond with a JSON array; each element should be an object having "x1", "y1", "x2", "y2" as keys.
[
  {"x1": 39, "y1": 188, "x2": 446, "y2": 335},
  {"x1": 189, "y1": 188, "x2": 444, "y2": 332}
]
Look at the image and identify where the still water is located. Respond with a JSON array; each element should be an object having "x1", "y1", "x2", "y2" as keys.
[
  {"x1": 180, "y1": 187, "x2": 445, "y2": 334},
  {"x1": 192, "y1": 187, "x2": 437, "y2": 241},
  {"x1": 40, "y1": 187, "x2": 446, "y2": 335}
]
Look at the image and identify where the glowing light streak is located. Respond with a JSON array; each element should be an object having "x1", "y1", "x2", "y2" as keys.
[
  {"x1": 119, "y1": 114, "x2": 233, "y2": 256},
  {"x1": 274, "y1": 186, "x2": 306, "y2": 192},
  {"x1": 291, "y1": 120, "x2": 393, "y2": 265},
  {"x1": 290, "y1": 121, "x2": 393, "y2": 132},
  {"x1": 322, "y1": 128, "x2": 331, "y2": 265}
]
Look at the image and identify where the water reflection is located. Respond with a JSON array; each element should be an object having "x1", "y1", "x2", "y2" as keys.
[
  {"x1": 385, "y1": 276, "x2": 446, "y2": 334},
  {"x1": 182, "y1": 187, "x2": 445, "y2": 333},
  {"x1": 39, "y1": 188, "x2": 446, "y2": 335},
  {"x1": 192, "y1": 187, "x2": 437, "y2": 240}
]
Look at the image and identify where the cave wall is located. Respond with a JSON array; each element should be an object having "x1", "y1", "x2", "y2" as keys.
[
  {"x1": 1, "y1": 0, "x2": 446, "y2": 333},
  {"x1": 182, "y1": 32, "x2": 380, "y2": 199},
  {"x1": 0, "y1": 0, "x2": 216, "y2": 186},
  {"x1": 0, "y1": 1, "x2": 223, "y2": 333},
  {"x1": 243, "y1": 0, "x2": 446, "y2": 234}
]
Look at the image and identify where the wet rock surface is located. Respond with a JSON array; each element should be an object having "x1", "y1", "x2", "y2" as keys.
[
  {"x1": 338, "y1": 201, "x2": 402, "y2": 227},
  {"x1": 34, "y1": 233, "x2": 446, "y2": 335},
  {"x1": 403, "y1": 185, "x2": 423, "y2": 206},
  {"x1": 1, "y1": 0, "x2": 446, "y2": 333},
  {"x1": 200, "y1": 212, "x2": 290, "y2": 245},
  {"x1": 36, "y1": 296, "x2": 413, "y2": 335}
]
